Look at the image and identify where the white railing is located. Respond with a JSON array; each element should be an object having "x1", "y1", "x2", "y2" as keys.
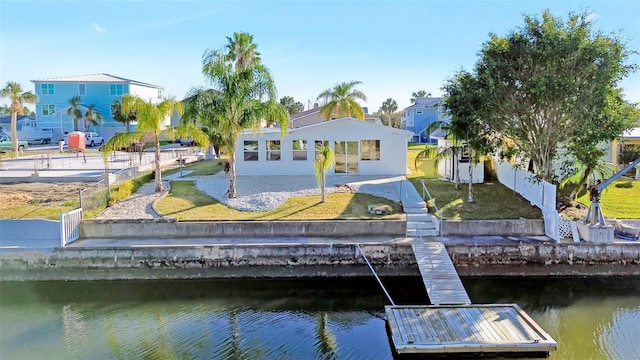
[
  {"x1": 60, "y1": 208, "x2": 83, "y2": 247},
  {"x1": 493, "y1": 156, "x2": 564, "y2": 242},
  {"x1": 419, "y1": 179, "x2": 439, "y2": 214}
]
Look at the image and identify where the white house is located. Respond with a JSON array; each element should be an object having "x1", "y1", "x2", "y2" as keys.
[
  {"x1": 235, "y1": 117, "x2": 413, "y2": 176},
  {"x1": 430, "y1": 129, "x2": 485, "y2": 183}
]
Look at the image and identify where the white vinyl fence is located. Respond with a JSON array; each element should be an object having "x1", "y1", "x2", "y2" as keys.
[
  {"x1": 60, "y1": 208, "x2": 83, "y2": 247},
  {"x1": 493, "y1": 156, "x2": 564, "y2": 242}
]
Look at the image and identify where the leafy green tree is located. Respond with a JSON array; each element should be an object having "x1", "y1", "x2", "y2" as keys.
[
  {"x1": 84, "y1": 104, "x2": 104, "y2": 132},
  {"x1": 415, "y1": 121, "x2": 465, "y2": 190},
  {"x1": 475, "y1": 10, "x2": 637, "y2": 182},
  {"x1": 314, "y1": 142, "x2": 335, "y2": 203},
  {"x1": 410, "y1": 90, "x2": 431, "y2": 103},
  {"x1": 279, "y1": 96, "x2": 304, "y2": 115},
  {"x1": 379, "y1": 98, "x2": 398, "y2": 127},
  {"x1": 0, "y1": 82, "x2": 37, "y2": 157},
  {"x1": 442, "y1": 70, "x2": 496, "y2": 202},
  {"x1": 202, "y1": 32, "x2": 289, "y2": 198},
  {"x1": 111, "y1": 99, "x2": 136, "y2": 132},
  {"x1": 317, "y1": 81, "x2": 367, "y2": 120},
  {"x1": 67, "y1": 95, "x2": 83, "y2": 131}
]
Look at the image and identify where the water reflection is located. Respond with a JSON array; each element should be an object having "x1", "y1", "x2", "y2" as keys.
[{"x1": 1, "y1": 277, "x2": 639, "y2": 360}]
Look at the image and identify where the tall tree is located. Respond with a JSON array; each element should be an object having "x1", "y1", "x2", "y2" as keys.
[
  {"x1": 67, "y1": 95, "x2": 83, "y2": 131},
  {"x1": 317, "y1": 81, "x2": 367, "y2": 120},
  {"x1": 379, "y1": 98, "x2": 398, "y2": 127},
  {"x1": 83, "y1": 104, "x2": 104, "y2": 132},
  {"x1": 0, "y1": 82, "x2": 37, "y2": 157},
  {"x1": 415, "y1": 121, "x2": 465, "y2": 190},
  {"x1": 181, "y1": 87, "x2": 225, "y2": 158},
  {"x1": 442, "y1": 70, "x2": 495, "y2": 202},
  {"x1": 314, "y1": 142, "x2": 335, "y2": 203},
  {"x1": 202, "y1": 32, "x2": 289, "y2": 198},
  {"x1": 279, "y1": 96, "x2": 304, "y2": 115},
  {"x1": 410, "y1": 90, "x2": 431, "y2": 103},
  {"x1": 111, "y1": 100, "x2": 136, "y2": 132},
  {"x1": 475, "y1": 10, "x2": 637, "y2": 182}
]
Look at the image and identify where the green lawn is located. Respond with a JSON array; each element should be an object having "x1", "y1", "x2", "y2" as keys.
[
  {"x1": 155, "y1": 180, "x2": 402, "y2": 221},
  {"x1": 407, "y1": 150, "x2": 542, "y2": 220},
  {"x1": 575, "y1": 179, "x2": 640, "y2": 219}
]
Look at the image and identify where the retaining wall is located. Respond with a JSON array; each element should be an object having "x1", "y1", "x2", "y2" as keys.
[
  {"x1": 2, "y1": 242, "x2": 639, "y2": 281},
  {"x1": 80, "y1": 219, "x2": 407, "y2": 239},
  {"x1": 441, "y1": 219, "x2": 544, "y2": 236}
]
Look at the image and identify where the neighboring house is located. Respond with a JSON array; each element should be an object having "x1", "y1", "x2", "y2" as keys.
[
  {"x1": 429, "y1": 128, "x2": 485, "y2": 183},
  {"x1": 235, "y1": 117, "x2": 413, "y2": 176},
  {"x1": 400, "y1": 97, "x2": 443, "y2": 143},
  {"x1": 0, "y1": 115, "x2": 38, "y2": 132},
  {"x1": 290, "y1": 103, "x2": 380, "y2": 128},
  {"x1": 607, "y1": 127, "x2": 640, "y2": 166},
  {"x1": 32, "y1": 73, "x2": 165, "y2": 141}
]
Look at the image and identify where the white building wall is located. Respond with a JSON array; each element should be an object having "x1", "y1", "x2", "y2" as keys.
[
  {"x1": 235, "y1": 118, "x2": 412, "y2": 176},
  {"x1": 129, "y1": 84, "x2": 162, "y2": 103}
]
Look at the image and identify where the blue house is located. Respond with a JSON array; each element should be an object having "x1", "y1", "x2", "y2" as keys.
[
  {"x1": 400, "y1": 97, "x2": 444, "y2": 143},
  {"x1": 32, "y1": 73, "x2": 164, "y2": 141}
]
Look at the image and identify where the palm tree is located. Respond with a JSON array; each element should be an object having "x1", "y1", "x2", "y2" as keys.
[
  {"x1": 67, "y1": 95, "x2": 83, "y2": 131},
  {"x1": 103, "y1": 95, "x2": 206, "y2": 192},
  {"x1": 84, "y1": 105, "x2": 104, "y2": 132},
  {"x1": 380, "y1": 98, "x2": 398, "y2": 127},
  {"x1": 279, "y1": 96, "x2": 304, "y2": 115},
  {"x1": 314, "y1": 142, "x2": 335, "y2": 203},
  {"x1": 415, "y1": 121, "x2": 464, "y2": 190},
  {"x1": 111, "y1": 100, "x2": 136, "y2": 132},
  {"x1": 0, "y1": 82, "x2": 37, "y2": 157},
  {"x1": 202, "y1": 32, "x2": 289, "y2": 198},
  {"x1": 181, "y1": 87, "x2": 225, "y2": 158},
  {"x1": 410, "y1": 90, "x2": 431, "y2": 103},
  {"x1": 317, "y1": 81, "x2": 367, "y2": 120}
]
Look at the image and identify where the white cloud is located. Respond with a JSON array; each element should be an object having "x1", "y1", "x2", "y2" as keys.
[
  {"x1": 585, "y1": 13, "x2": 600, "y2": 23},
  {"x1": 92, "y1": 23, "x2": 106, "y2": 33}
]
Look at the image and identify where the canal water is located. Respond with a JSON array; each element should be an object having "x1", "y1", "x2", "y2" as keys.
[{"x1": 1, "y1": 277, "x2": 638, "y2": 360}]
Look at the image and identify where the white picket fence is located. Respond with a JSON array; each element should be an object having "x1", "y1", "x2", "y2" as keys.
[
  {"x1": 60, "y1": 208, "x2": 83, "y2": 247},
  {"x1": 493, "y1": 156, "x2": 568, "y2": 242}
]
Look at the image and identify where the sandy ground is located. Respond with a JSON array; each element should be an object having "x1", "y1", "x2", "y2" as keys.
[{"x1": 0, "y1": 182, "x2": 89, "y2": 208}]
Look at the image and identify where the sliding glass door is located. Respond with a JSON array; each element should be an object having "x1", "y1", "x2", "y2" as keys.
[{"x1": 334, "y1": 141, "x2": 359, "y2": 174}]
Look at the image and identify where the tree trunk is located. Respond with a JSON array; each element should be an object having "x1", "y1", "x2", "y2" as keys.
[
  {"x1": 154, "y1": 137, "x2": 163, "y2": 192},
  {"x1": 468, "y1": 150, "x2": 474, "y2": 203},
  {"x1": 229, "y1": 149, "x2": 237, "y2": 198},
  {"x1": 10, "y1": 107, "x2": 18, "y2": 158},
  {"x1": 569, "y1": 167, "x2": 592, "y2": 201},
  {"x1": 454, "y1": 155, "x2": 461, "y2": 190},
  {"x1": 321, "y1": 170, "x2": 326, "y2": 203}
]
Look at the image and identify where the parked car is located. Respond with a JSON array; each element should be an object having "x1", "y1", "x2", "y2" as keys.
[
  {"x1": 85, "y1": 132, "x2": 105, "y2": 147},
  {"x1": 0, "y1": 132, "x2": 29, "y2": 152},
  {"x1": 177, "y1": 138, "x2": 195, "y2": 146}
]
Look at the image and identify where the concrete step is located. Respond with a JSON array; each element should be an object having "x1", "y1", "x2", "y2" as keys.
[
  {"x1": 407, "y1": 213, "x2": 435, "y2": 222},
  {"x1": 407, "y1": 228, "x2": 440, "y2": 237},
  {"x1": 407, "y1": 221, "x2": 437, "y2": 230},
  {"x1": 404, "y1": 207, "x2": 430, "y2": 214},
  {"x1": 403, "y1": 200, "x2": 427, "y2": 208}
]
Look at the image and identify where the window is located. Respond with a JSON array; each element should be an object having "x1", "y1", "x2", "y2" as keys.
[
  {"x1": 157, "y1": 89, "x2": 163, "y2": 99},
  {"x1": 42, "y1": 104, "x2": 55, "y2": 116},
  {"x1": 243, "y1": 140, "x2": 258, "y2": 161},
  {"x1": 292, "y1": 140, "x2": 307, "y2": 160},
  {"x1": 110, "y1": 84, "x2": 123, "y2": 96},
  {"x1": 416, "y1": 109, "x2": 423, "y2": 114},
  {"x1": 266, "y1": 140, "x2": 281, "y2": 161},
  {"x1": 78, "y1": 84, "x2": 86, "y2": 96},
  {"x1": 41, "y1": 83, "x2": 54, "y2": 95},
  {"x1": 360, "y1": 140, "x2": 380, "y2": 160}
]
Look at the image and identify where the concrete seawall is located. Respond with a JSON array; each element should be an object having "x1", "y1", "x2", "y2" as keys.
[
  {"x1": 2, "y1": 241, "x2": 638, "y2": 281},
  {"x1": 441, "y1": 219, "x2": 544, "y2": 236},
  {"x1": 80, "y1": 219, "x2": 407, "y2": 239}
]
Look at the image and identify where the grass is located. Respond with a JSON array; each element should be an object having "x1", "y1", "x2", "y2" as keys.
[
  {"x1": 164, "y1": 159, "x2": 224, "y2": 177},
  {"x1": 406, "y1": 149, "x2": 542, "y2": 220},
  {"x1": 574, "y1": 179, "x2": 640, "y2": 219},
  {"x1": 155, "y1": 180, "x2": 403, "y2": 221},
  {"x1": 0, "y1": 203, "x2": 79, "y2": 220}
]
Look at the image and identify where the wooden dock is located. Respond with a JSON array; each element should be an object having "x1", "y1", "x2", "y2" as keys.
[
  {"x1": 412, "y1": 239, "x2": 471, "y2": 305},
  {"x1": 386, "y1": 304, "x2": 557, "y2": 355}
]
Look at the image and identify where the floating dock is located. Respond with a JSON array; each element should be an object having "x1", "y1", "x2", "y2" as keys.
[{"x1": 385, "y1": 238, "x2": 557, "y2": 357}]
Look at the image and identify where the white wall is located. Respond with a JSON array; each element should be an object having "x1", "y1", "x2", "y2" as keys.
[
  {"x1": 129, "y1": 84, "x2": 162, "y2": 103},
  {"x1": 235, "y1": 118, "x2": 412, "y2": 176},
  {"x1": 435, "y1": 139, "x2": 484, "y2": 183}
]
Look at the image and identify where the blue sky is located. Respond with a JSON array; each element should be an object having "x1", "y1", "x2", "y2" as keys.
[{"x1": 1, "y1": 0, "x2": 639, "y2": 113}]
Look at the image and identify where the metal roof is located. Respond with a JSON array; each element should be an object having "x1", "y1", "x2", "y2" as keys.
[{"x1": 31, "y1": 73, "x2": 164, "y2": 89}]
